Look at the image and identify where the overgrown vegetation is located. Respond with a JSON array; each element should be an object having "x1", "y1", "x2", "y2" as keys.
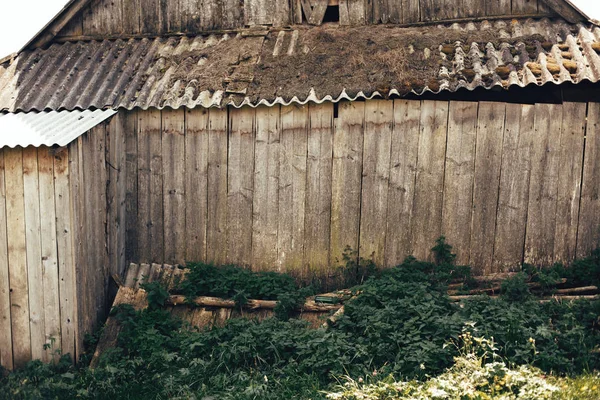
[{"x1": 1, "y1": 238, "x2": 599, "y2": 399}]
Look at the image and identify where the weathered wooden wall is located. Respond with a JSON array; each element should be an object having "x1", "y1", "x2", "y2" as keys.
[
  {"x1": 0, "y1": 146, "x2": 77, "y2": 371},
  {"x1": 114, "y1": 100, "x2": 599, "y2": 280},
  {"x1": 55, "y1": 0, "x2": 554, "y2": 39},
  {"x1": 67, "y1": 114, "x2": 128, "y2": 363},
  {"x1": 2, "y1": 98, "x2": 596, "y2": 370}
]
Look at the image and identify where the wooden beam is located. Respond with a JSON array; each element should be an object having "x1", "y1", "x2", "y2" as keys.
[
  {"x1": 539, "y1": 0, "x2": 588, "y2": 23},
  {"x1": 26, "y1": 0, "x2": 93, "y2": 50}
]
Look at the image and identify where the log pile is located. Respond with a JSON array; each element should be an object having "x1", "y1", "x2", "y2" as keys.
[{"x1": 90, "y1": 263, "x2": 599, "y2": 367}]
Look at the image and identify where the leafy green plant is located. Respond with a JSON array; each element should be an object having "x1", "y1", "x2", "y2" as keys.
[
  {"x1": 177, "y1": 263, "x2": 301, "y2": 301},
  {"x1": 325, "y1": 334, "x2": 561, "y2": 400},
  {"x1": 338, "y1": 246, "x2": 378, "y2": 287},
  {"x1": 140, "y1": 281, "x2": 169, "y2": 309},
  {"x1": 501, "y1": 272, "x2": 532, "y2": 302},
  {"x1": 2, "y1": 238, "x2": 600, "y2": 399}
]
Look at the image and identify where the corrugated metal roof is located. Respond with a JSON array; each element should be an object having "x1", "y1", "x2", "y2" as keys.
[
  {"x1": 0, "y1": 109, "x2": 117, "y2": 148},
  {"x1": 1, "y1": 18, "x2": 600, "y2": 112}
]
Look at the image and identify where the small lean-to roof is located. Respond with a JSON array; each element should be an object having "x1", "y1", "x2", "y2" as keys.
[
  {"x1": 2, "y1": 18, "x2": 600, "y2": 112},
  {"x1": 0, "y1": 109, "x2": 116, "y2": 148}
]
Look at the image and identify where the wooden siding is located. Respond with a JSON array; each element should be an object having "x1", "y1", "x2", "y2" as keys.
[
  {"x1": 69, "y1": 116, "x2": 127, "y2": 359},
  {"x1": 2, "y1": 98, "x2": 599, "y2": 370},
  {"x1": 116, "y1": 100, "x2": 600, "y2": 279},
  {"x1": 0, "y1": 147, "x2": 77, "y2": 370},
  {"x1": 54, "y1": 0, "x2": 554, "y2": 39}
]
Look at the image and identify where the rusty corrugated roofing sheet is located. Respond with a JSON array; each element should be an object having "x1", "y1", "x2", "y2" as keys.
[
  {"x1": 0, "y1": 109, "x2": 116, "y2": 148},
  {"x1": 1, "y1": 18, "x2": 600, "y2": 112}
]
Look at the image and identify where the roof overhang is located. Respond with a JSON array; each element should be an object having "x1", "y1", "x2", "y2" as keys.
[
  {"x1": 0, "y1": 109, "x2": 117, "y2": 148},
  {"x1": 2, "y1": 19, "x2": 600, "y2": 113}
]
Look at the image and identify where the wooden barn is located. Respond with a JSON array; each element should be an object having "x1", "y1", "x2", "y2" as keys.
[{"x1": 2, "y1": 0, "x2": 600, "y2": 370}]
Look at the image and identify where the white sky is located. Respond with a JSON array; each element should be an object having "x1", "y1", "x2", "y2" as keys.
[{"x1": 0, "y1": 0, "x2": 599, "y2": 59}]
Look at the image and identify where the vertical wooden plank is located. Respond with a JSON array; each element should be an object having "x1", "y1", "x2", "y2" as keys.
[
  {"x1": 578, "y1": 103, "x2": 600, "y2": 257},
  {"x1": 537, "y1": 0, "x2": 551, "y2": 14},
  {"x1": 304, "y1": 103, "x2": 334, "y2": 276},
  {"x1": 278, "y1": 105, "x2": 308, "y2": 276},
  {"x1": 206, "y1": 109, "x2": 228, "y2": 265},
  {"x1": 292, "y1": 0, "x2": 303, "y2": 23},
  {"x1": 365, "y1": 0, "x2": 373, "y2": 23},
  {"x1": 339, "y1": 0, "x2": 350, "y2": 25},
  {"x1": 486, "y1": 0, "x2": 511, "y2": 16},
  {"x1": 512, "y1": 0, "x2": 539, "y2": 14},
  {"x1": 554, "y1": 102, "x2": 586, "y2": 265},
  {"x1": 330, "y1": 101, "x2": 364, "y2": 266},
  {"x1": 0, "y1": 150, "x2": 13, "y2": 370},
  {"x1": 385, "y1": 100, "x2": 421, "y2": 267},
  {"x1": 339, "y1": 0, "x2": 366, "y2": 25},
  {"x1": 22, "y1": 147, "x2": 45, "y2": 362},
  {"x1": 428, "y1": 0, "x2": 452, "y2": 21},
  {"x1": 54, "y1": 148, "x2": 77, "y2": 361},
  {"x1": 137, "y1": 110, "x2": 163, "y2": 264},
  {"x1": 420, "y1": 0, "x2": 434, "y2": 21},
  {"x1": 274, "y1": 0, "x2": 290, "y2": 26},
  {"x1": 180, "y1": 0, "x2": 201, "y2": 31},
  {"x1": 123, "y1": 0, "x2": 142, "y2": 34},
  {"x1": 411, "y1": 101, "x2": 448, "y2": 261},
  {"x1": 200, "y1": 0, "x2": 220, "y2": 30},
  {"x1": 441, "y1": 101, "x2": 478, "y2": 266},
  {"x1": 401, "y1": 0, "x2": 420, "y2": 23},
  {"x1": 373, "y1": 0, "x2": 383, "y2": 23},
  {"x1": 461, "y1": 0, "x2": 485, "y2": 17},
  {"x1": 116, "y1": 116, "x2": 128, "y2": 277},
  {"x1": 37, "y1": 149, "x2": 61, "y2": 363},
  {"x1": 4, "y1": 148, "x2": 31, "y2": 369},
  {"x1": 245, "y1": 0, "x2": 268, "y2": 25},
  {"x1": 141, "y1": 0, "x2": 162, "y2": 34},
  {"x1": 383, "y1": 0, "x2": 401, "y2": 23},
  {"x1": 107, "y1": 114, "x2": 127, "y2": 279},
  {"x1": 81, "y1": 130, "x2": 96, "y2": 333},
  {"x1": 494, "y1": 104, "x2": 535, "y2": 272},
  {"x1": 470, "y1": 102, "x2": 506, "y2": 274},
  {"x1": 167, "y1": 0, "x2": 182, "y2": 32},
  {"x1": 83, "y1": 0, "x2": 124, "y2": 36},
  {"x1": 162, "y1": 109, "x2": 186, "y2": 265},
  {"x1": 137, "y1": 113, "x2": 150, "y2": 263},
  {"x1": 222, "y1": 0, "x2": 244, "y2": 29},
  {"x1": 359, "y1": 100, "x2": 393, "y2": 266},
  {"x1": 68, "y1": 138, "x2": 87, "y2": 360},
  {"x1": 446, "y1": 0, "x2": 461, "y2": 18},
  {"x1": 228, "y1": 107, "x2": 255, "y2": 266},
  {"x1": 125, "y1": 111, "x2": 139, "y2": 264},
  {"x1": 83, "y1": 125, "x2": 108, "y2": 336},
  {"x1": 252, "y1": 106, "x2": 280, "y2": 271},
  {"x1": 307, "y1": 0, "x2": 329, "y2": 24},
  {"x1": 525, "y1": 103, "x2": 562, "y2": 267},
  {"x1": 185, "y1": 108, "x2": 209, "y2": 262}
]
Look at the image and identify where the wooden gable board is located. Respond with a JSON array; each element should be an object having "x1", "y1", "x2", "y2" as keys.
[{"x1": 19, "y1": 0, "x2": 593, "y2": 52}]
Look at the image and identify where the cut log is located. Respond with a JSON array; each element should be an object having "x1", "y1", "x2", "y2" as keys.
[
  {"x1": 167, "y1": 295, "x2": 341, "y2": 312},
  {"x1": 539, "y1": 295, "x2": 600, "y2": 303},
  {"x1": 323, "y1": 305, "x2": 345, "y2": 327},
  {"x1": 554, "y1": 286, "x2": 598, "y2": 295},
  {"x1": 447, "y1": 278, "x2": 568, "y2": 295}
]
